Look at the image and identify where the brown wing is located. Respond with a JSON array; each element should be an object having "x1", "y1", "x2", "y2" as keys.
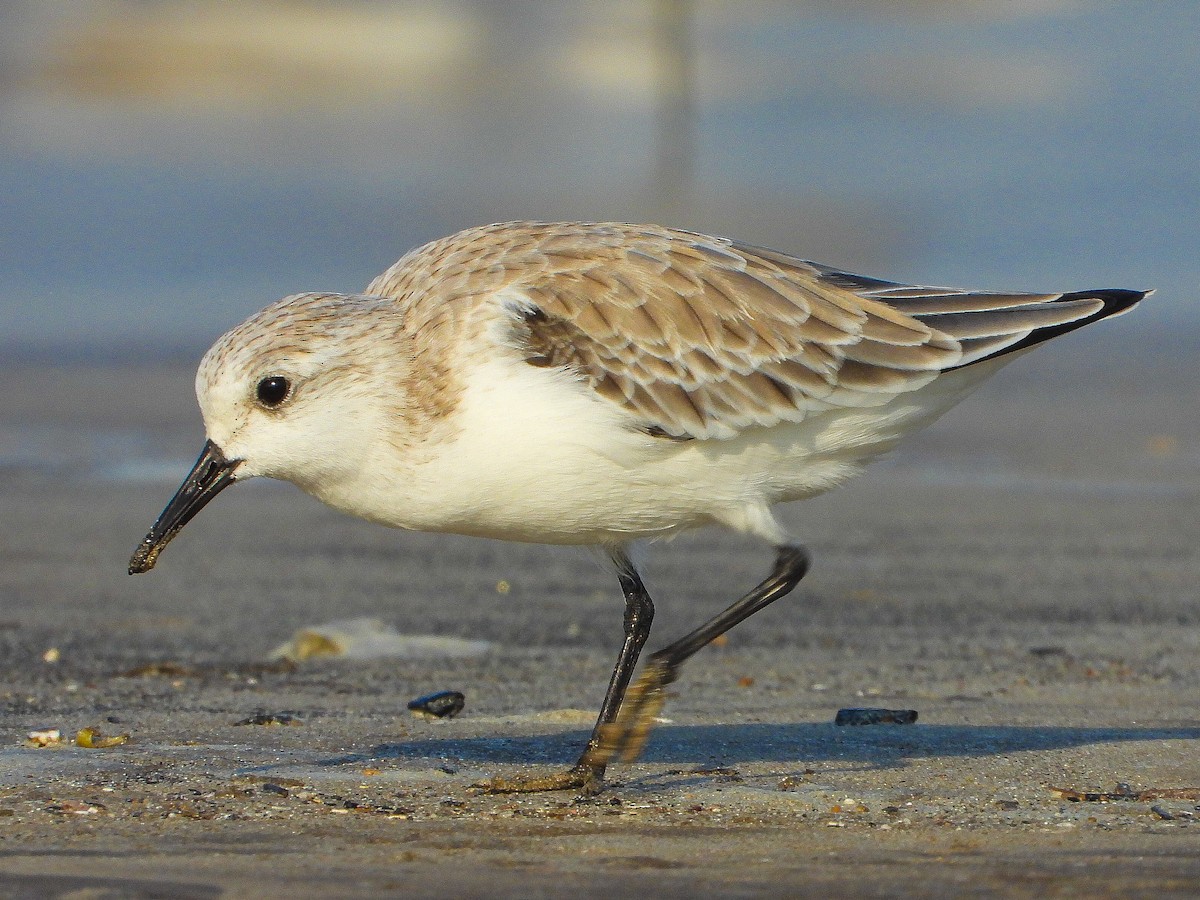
[
  {"x1": 369, "y1": 222, "x2": 1145, "y2": 441},
  {"x1": 487, "y1": 224, "x2": 1143, "y2": 440}
]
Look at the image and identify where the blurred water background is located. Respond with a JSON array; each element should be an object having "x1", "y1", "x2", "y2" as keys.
[{"x1": 1, "y1": 0, "x2": 1195, "y2": 364}]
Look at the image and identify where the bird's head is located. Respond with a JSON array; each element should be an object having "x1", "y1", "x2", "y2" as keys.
[{"x1": 129, "y1": 292, "x2": 403, "y2": 574}]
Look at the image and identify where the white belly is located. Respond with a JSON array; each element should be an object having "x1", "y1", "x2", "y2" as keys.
[{"x1": 313, "y1": 355, "x2": 1003, "y2": 546}]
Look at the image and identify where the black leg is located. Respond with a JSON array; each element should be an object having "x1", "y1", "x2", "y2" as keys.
[
  {"x1": 597, "y1": 544, "x2": 810, "y2": 764},
  {"x1": 475, "y1": 548, "x2": 655, "y2": 795},
  {"x1": 588, "y1": 552, "x2": 657, "y2": 738}
]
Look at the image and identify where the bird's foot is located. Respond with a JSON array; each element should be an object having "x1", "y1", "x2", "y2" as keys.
[
  {"x1": 472, "y1": 655, "x2": 678, "y2": 794},
  {"x1": 471, "y1": 762, "x2": 605, "y2": 796},
  {"x1": 596, "y1": 655, "x2": 677, "y2": 764}
]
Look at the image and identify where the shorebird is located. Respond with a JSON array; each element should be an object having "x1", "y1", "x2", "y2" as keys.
[{"x1": 129, "y1": 221, "x2": 1146, "y2": 794}]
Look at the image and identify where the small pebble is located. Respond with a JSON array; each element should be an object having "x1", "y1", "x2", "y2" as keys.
[
  {"x1": 26, "y1": 728, "x2": 63, "y2": 747},
  {"x1": 234, "y1": 712, "x2": 303, "y2": 726}
]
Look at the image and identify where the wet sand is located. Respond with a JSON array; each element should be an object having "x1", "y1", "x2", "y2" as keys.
[{"x1": 1, "y1": 349, "x2": 1198, "y2": 897}]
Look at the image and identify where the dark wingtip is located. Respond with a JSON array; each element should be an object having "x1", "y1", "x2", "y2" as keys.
[
  {"x1": 1058, "y1": 287, "x2": 1151, "y2": 319},
  {"x1": 944, "y1": 287, "x2": 1150, "y2": 371},
  {"x1": 1011, "y1": 287, "x2": 1150, "y2": 348}
]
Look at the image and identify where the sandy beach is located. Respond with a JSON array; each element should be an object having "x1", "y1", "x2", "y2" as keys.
[
  {"x1": 1, "y1": 1, "x2": 1198, "y2": 895},
  {"x1": 1, "y1": 348, "x2": 1197, "y2": 897}
]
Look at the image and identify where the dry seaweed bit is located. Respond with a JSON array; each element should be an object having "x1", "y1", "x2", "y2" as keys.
[
  {"x1": 407, "y1": 690, "x2": 466, "y2": 719},
  {"x1": 690, "y1": 766, "x2": 744, "y2": 783},
  {"x1": 234, "y1": 711, "x2": 304, "y2": 726},
  {"x1": 75, "y1": 727, "x2": 129, "y2": 748},
  {"x1": 119, "y1": 661, "x2": 196, "y2": 678},
  {"x1": 834, "y1": 708, "x2": 918, "y2": 726}
]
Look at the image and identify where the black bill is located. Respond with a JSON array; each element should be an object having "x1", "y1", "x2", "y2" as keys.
[{"x1": 128, "y1": 439, "x2": 240, "y2": 574}]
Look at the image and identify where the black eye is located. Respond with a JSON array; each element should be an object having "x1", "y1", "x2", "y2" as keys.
[{"x1": 256, "y1": 376, "x2": 291, "y2": 408}]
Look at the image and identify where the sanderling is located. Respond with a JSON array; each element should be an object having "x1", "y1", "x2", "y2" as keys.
[{"x1": 129, "y1": 221, "x2": 1146, "y2": 794}]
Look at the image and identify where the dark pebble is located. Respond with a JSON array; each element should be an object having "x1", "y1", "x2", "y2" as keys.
[
  {"x1": 834, "y1": 707, "x2": 918, "y2": 726},
  {"x1": 407, "y1": 690, "x2": 466, "y2": 719}
]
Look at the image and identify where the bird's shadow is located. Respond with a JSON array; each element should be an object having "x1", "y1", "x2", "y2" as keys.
[{"x1": 312, "y1": 722, "x2": 1200, "y2": 774}]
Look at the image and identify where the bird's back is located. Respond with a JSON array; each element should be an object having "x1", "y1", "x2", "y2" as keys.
[{"x1": 350, "y1": 222, "x2": 1145, "y2": 545}]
